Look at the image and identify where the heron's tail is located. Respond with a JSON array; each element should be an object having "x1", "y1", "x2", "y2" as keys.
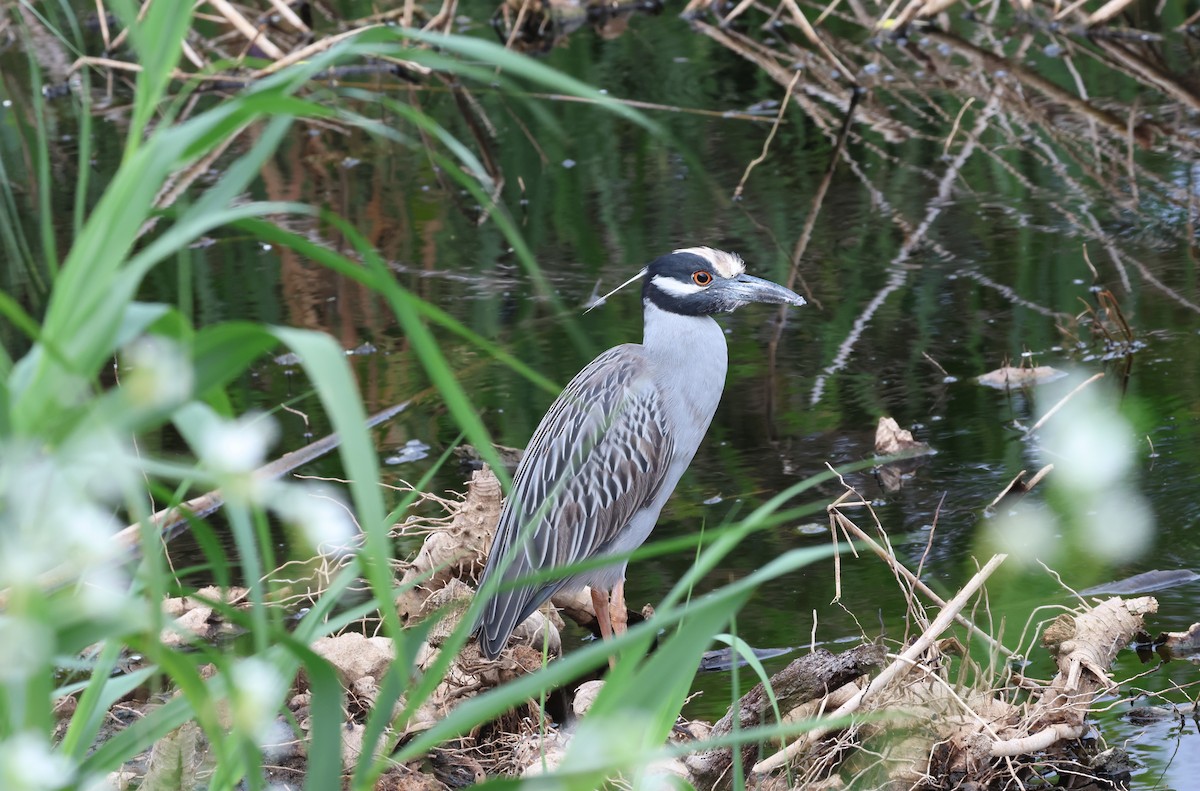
[{"x1": 474, "y1": 584, "x2": 556, "y2": 660}]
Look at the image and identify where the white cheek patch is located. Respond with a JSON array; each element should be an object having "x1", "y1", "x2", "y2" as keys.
[{"x1": 651, "y1": 275, "x2": 707, "y2": 298}]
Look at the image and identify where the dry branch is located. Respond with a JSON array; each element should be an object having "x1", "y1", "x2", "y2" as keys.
[
  {"x1": 987, "y1": 596, "x2": 1157, "y2": 758},
  {"x1": 116, "y1": 401, "x2": 409, "y2": 551},
  {"x1": 827, "y1": 482, "x2": 1014, "y2": 659},
  {"x1": 1086, "y1": 0, "x2": 1141, "y2": 26},
  {"x1": 753, "y1": 553, "x2": 1008, "y2": 774}
]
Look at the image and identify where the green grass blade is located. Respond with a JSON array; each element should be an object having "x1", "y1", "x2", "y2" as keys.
[
  {"x1": 80, "y1": 686, "x2": 196, "y2": 774},
  {"x1": 190, "y1": 323, "x2": 280, "y2": 401},
  {"x1": 279, "y1": 638, "x2": 345, "y2": 791},
  {"x1": 59, "y1": 660, "x2": 157, "y2": 761},
  {"x1": 106, "y1": 0, "x2": 193, "y2": 153},
  {"x1": 267, "y1": 326, "x2": 395, "y2": 638},
  {"x1": 401, "y1": 31, "x2": 656, "y2": 133},
  {"x1": 229, "y1": 215, "x2": 559, "y2": 395}
]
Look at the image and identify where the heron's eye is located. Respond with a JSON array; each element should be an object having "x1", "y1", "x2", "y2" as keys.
[{"x1": 692, "y1": 271, "x2": 713, "y2": 286}]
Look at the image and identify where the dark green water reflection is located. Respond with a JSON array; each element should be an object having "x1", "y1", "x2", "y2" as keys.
[{"x1": 2, "y1": 1, "x2": 1198, "y2": 785}]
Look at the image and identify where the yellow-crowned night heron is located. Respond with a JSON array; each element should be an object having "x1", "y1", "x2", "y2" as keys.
[{"x1": 474, "y1": 247, "x2": 805, "y2": 659}]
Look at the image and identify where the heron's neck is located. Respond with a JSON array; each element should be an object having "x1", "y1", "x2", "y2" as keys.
[
  {"x1": 640, "y1": 298, "x2": 728, "y2": 437},
  {"x1": 642, "y1": 300, "x2": 726, "y2": 365}
]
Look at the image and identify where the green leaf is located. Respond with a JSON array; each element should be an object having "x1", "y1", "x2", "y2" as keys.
[
  {"x1": 280, "y1": 638, "x2": 345, "y2": 791},
  {"x1": 565, "y1": 587, "x2": 754, "y2": 787},
  {"x1": 191, "y1": 322, "x2": 279, "y2": 399},
  {"x1": 81, "y1": 687, "x2": 196, "y2": 774}
]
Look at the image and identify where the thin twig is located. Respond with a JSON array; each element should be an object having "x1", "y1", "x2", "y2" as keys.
[
  {"x1": 1085, "y1": 0, "x2": 1140, "y2": 26},
  {"x1": 942, "y1": 96, "x2": 974, "y2": 156},
  {"x1": 180, "y1": 40, "x2": 207, "y2": 70},
  {"x1": 1053, "y1": 0, "x2": 1093, "y2": 20},
  {"x1": 781, "y1": 0, "x2": 857, "y2": 83},
  {"x1": 812, "y1": 0, "x2": 847, "y2": 26},
  {"x1": 1025, "y1": 464, "x2": 1053, "y2": 491},
  {"x1": 1179, "y1": 6, "x2": 1200, "y2": 28},
  {"x1": 208, "y1": 0, "x2": 286, "y2": 60},
  {"x1": 266, "y1": 0, "x2": 310, "y2": 32},
  {"x1": 921, "y1": 351, "x2": 949, "y2": 378},
  {"x1": 914, "y1": 492, "x2": 945, "y2": 581},
  {"x1": 106, "y1": 0, "x2": 153, "y2": 52},
  {"x1": 1081, "y1": 244, "x2": 1099, "y2": 280},
  {"x1": 733, "y1": 69, "x2": 802, "y2": 199},
  {"x1": 253, "y1": 24, "x2": 391, "y2": 78},
  {"x1": 94, "y1": 0, "x2": 111, "y2": 49},
  {"x1": 826, "y1": 466, "x2": 1012, "y2": 658},
  {"x1": 720, "y1": 0, "x2": 759, "y2": 26}
]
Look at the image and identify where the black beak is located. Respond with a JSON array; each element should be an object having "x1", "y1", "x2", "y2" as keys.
[{"x1": 719, "y1": 273, "x2": 806, "y2": 310}]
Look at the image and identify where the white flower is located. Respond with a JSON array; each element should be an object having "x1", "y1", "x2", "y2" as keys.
[
  {"x1": 259, "y1": 719, "x2": 299, "y2": 762},
  {"x1": 75, "y1": 566, "x2": 138, "y2": 621},
  {"x1": 60, "y1": 429, "x2": 139, "y2": 504},
  {"x1": 1081, "y1": 491, "x2": 1154, "y2": 562},
  {"x1": 0, "y1": 617, "x2": 54, "y2": 683},
  {"x1": 230, "y1": 658, "x2": 288, "y2": 745},
  {"x1": 194, "y1": 413, "x2": 279, "y2": 476},
  {"x1": 121, "y1": 335, "x2": 193, "y2": 411},
  {"x1": 64, "y1": 504, "x2": 123, "y2": 564},
  {"x1": 1035, "y1": 372, "x2": 1154, "y2": 563},
  {"x1": 983, "y1": 506, "x2": 1060, "y2": 568},
  {"x1": 0, "y1": 442, "x2": 122, "y2": 587},
  {"x1": 0, "y1": 732, "x2": 74, "y2": 790},
  {"x1": 272, "y1": 483, "x2": 359, "y2": 557},
  {"x1": 1039, "y1": 379, "x2": 1134, "y2": 493}
]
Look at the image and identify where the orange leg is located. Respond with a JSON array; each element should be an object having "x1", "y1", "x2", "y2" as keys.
[
  {"x1": 590, "y1": 586, "x2": 613, "y2": 641},
  {"x1": 591, "y1": 586, "x2": 619, "y2": 670},
  {"x1": 611, "y1": 580, "x2": 628, "y2": 635}
]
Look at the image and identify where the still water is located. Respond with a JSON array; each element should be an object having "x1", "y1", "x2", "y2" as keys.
[{"x1": 3, "y1": 0, "x2": 1199, "y2": 786}]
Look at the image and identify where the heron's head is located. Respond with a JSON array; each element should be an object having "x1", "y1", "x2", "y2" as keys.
[{"x1": 641, "y1": 247, "x2": 806, "y2": 315}]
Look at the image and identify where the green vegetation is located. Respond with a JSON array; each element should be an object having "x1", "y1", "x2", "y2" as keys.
[
  {"x1": 3, "y1": 0, "x2": 1198, "y2": 787},
  {"x1": 0, "y1": 6, "x2": 834, "y2": 789}
]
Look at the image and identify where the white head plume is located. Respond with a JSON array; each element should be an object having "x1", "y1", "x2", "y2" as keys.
[{"x1": 584, "y1": 267, "x2": 647, "y2": 313}]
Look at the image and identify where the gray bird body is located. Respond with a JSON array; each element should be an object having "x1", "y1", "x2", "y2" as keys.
[{"x1": 474, "y1": 248, "x2": 803, "y2": 659}]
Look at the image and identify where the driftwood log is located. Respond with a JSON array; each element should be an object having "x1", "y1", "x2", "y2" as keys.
[
  {"x1": 988, "y1": 595, "x2": 1158, "y2": 760},
  {"x1": 393, "y1": 468, "x2": 502, "y2": 623},
  {"x1": 748, "y1": 595, "x2": 1156, "y2": 789},
  {"x1": 686, "y1": 644, "x2": 887, "y2": 791}
]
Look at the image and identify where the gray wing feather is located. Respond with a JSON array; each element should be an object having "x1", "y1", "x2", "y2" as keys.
[{"x1": 474, "y1": 345, "x2": 674, "y2": 658}]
